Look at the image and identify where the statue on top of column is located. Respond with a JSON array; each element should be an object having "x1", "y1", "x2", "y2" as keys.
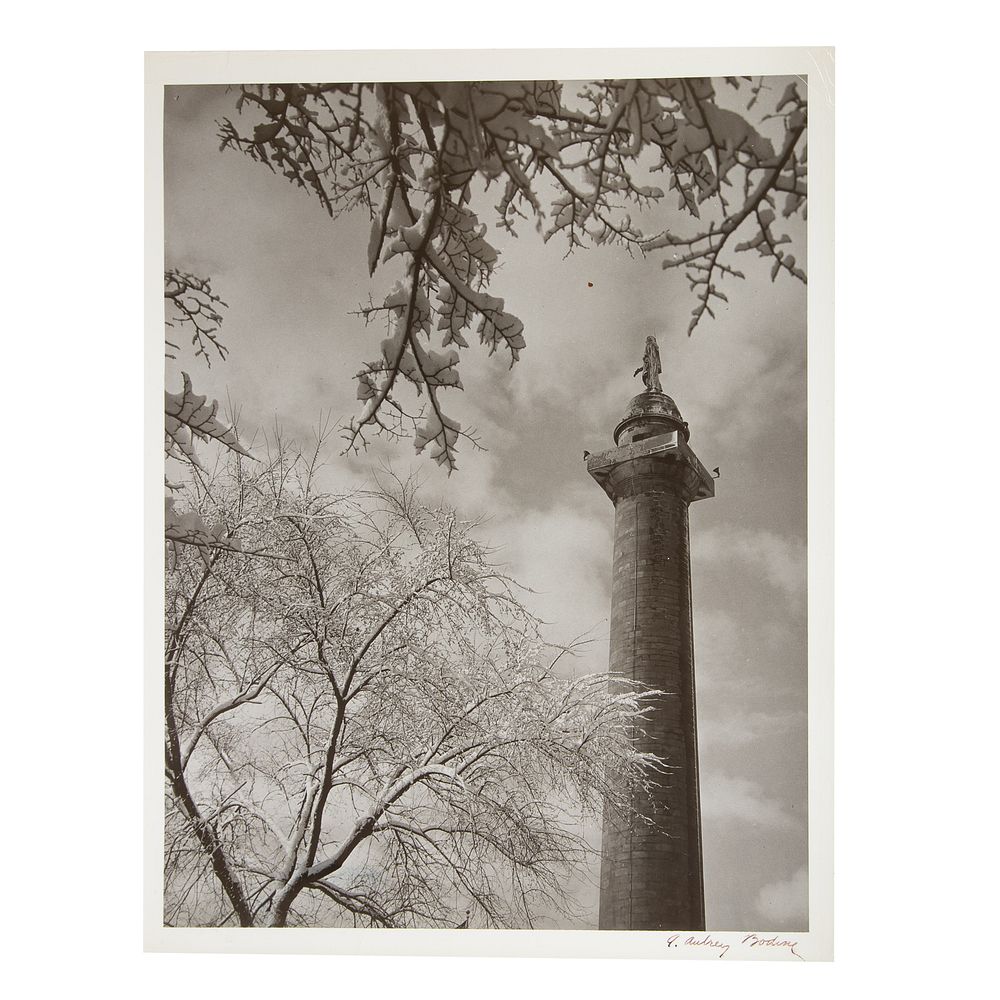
[{"x1": 633, "y1": 335, "x2": 663, "y2": 393}]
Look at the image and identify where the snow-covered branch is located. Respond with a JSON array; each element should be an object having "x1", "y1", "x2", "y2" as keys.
[{"x1": 217, "y1": 77, "x2": 808, "y2": 469}]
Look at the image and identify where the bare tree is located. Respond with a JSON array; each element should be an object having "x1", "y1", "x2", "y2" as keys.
[
  {"x1": 164, "y1": 440, "x2": 664, "y2": 928},
  {"x1": 216, "y1": 77, "x2": 807, "y2": 469}
]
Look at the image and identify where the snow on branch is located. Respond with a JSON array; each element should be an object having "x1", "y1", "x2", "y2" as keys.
[
  {"x1": 165, "y1": 371, "x2": 253, "y2": 468},
  {"x1": 163, "y1": 270, "x2": 257, "y2": 549},
  {"x1": 218, "y1": 77, "x2": 808, "y2": 468}
]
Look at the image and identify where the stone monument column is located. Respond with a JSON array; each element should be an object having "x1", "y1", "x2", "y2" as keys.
[{"x1": 587, "y1": 341, "x2": 714, "y2": 931}]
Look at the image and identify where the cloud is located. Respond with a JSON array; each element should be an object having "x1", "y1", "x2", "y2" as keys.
[
  {"x1": 693, "y1": 609, "x2": 802, "y2": 698},
  {"x1": 755, "y1": 865, "x2": 808, "y2": 927},
  {"x1": 490, "y1": 500, "x2": 613, "y2": 672},
  {"x1": 700, "y1": 773, "x2": 801, "y2": 832},
  {"x1": 697, "y1": 526, "x2": 806, "y2": 604},
  {"x1": 699, "y1": 708, "x2": 807, "y2": 749},
  {"x1": 692, "y1": 609, "x2": 745, "y2": 693}
]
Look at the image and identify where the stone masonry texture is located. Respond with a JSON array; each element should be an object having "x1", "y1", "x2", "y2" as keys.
[{"x1": 596, "y1": 449, "x2": 706, "y2": 931}]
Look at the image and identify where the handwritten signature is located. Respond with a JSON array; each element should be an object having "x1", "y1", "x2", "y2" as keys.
[
  {"x1": 741, "y1": 932, "x2": 804, "y2": 960},
  {"x1": 666, "y1": 932, "x2": 804, "y2": 960}
]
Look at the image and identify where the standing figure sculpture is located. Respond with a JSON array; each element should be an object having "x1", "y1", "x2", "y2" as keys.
[{"x1": 633, "y1": 335, "x2": 663, "y2": 393}]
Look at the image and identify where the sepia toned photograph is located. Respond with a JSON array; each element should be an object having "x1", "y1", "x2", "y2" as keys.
[{"x1": 152, "y1": 50, "x2": 830, "y2": 958}]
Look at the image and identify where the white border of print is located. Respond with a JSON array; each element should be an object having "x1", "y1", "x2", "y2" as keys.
[{"x1": 145, "y1": 46, "x2": 834, "y2": 960}]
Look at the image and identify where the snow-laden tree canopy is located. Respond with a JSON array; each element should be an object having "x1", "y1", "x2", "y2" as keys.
[
  {"x1": 165, "y1": 446, "x2": 666, "y2": 927},
  {"x1": 210, "y1": 77, "x2": 807, "y2": 471}
]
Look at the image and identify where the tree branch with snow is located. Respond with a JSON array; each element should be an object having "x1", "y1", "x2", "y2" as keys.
[{"x1": 216, "y1": 76, "x2": 807, "y2": 470}]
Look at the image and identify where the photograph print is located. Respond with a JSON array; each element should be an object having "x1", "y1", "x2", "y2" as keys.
[{"x1": 155, "y1": 51, "x2": 826, "y2": 957}]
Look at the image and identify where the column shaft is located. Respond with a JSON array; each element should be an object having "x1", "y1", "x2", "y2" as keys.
[{"x1": 598, "y1": 459, "x2": 705, "y2": 931}]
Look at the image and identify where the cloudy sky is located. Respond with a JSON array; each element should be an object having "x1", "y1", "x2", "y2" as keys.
[{"x1": 163, "y1": 79, "x2": 808, "y2": 931}]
